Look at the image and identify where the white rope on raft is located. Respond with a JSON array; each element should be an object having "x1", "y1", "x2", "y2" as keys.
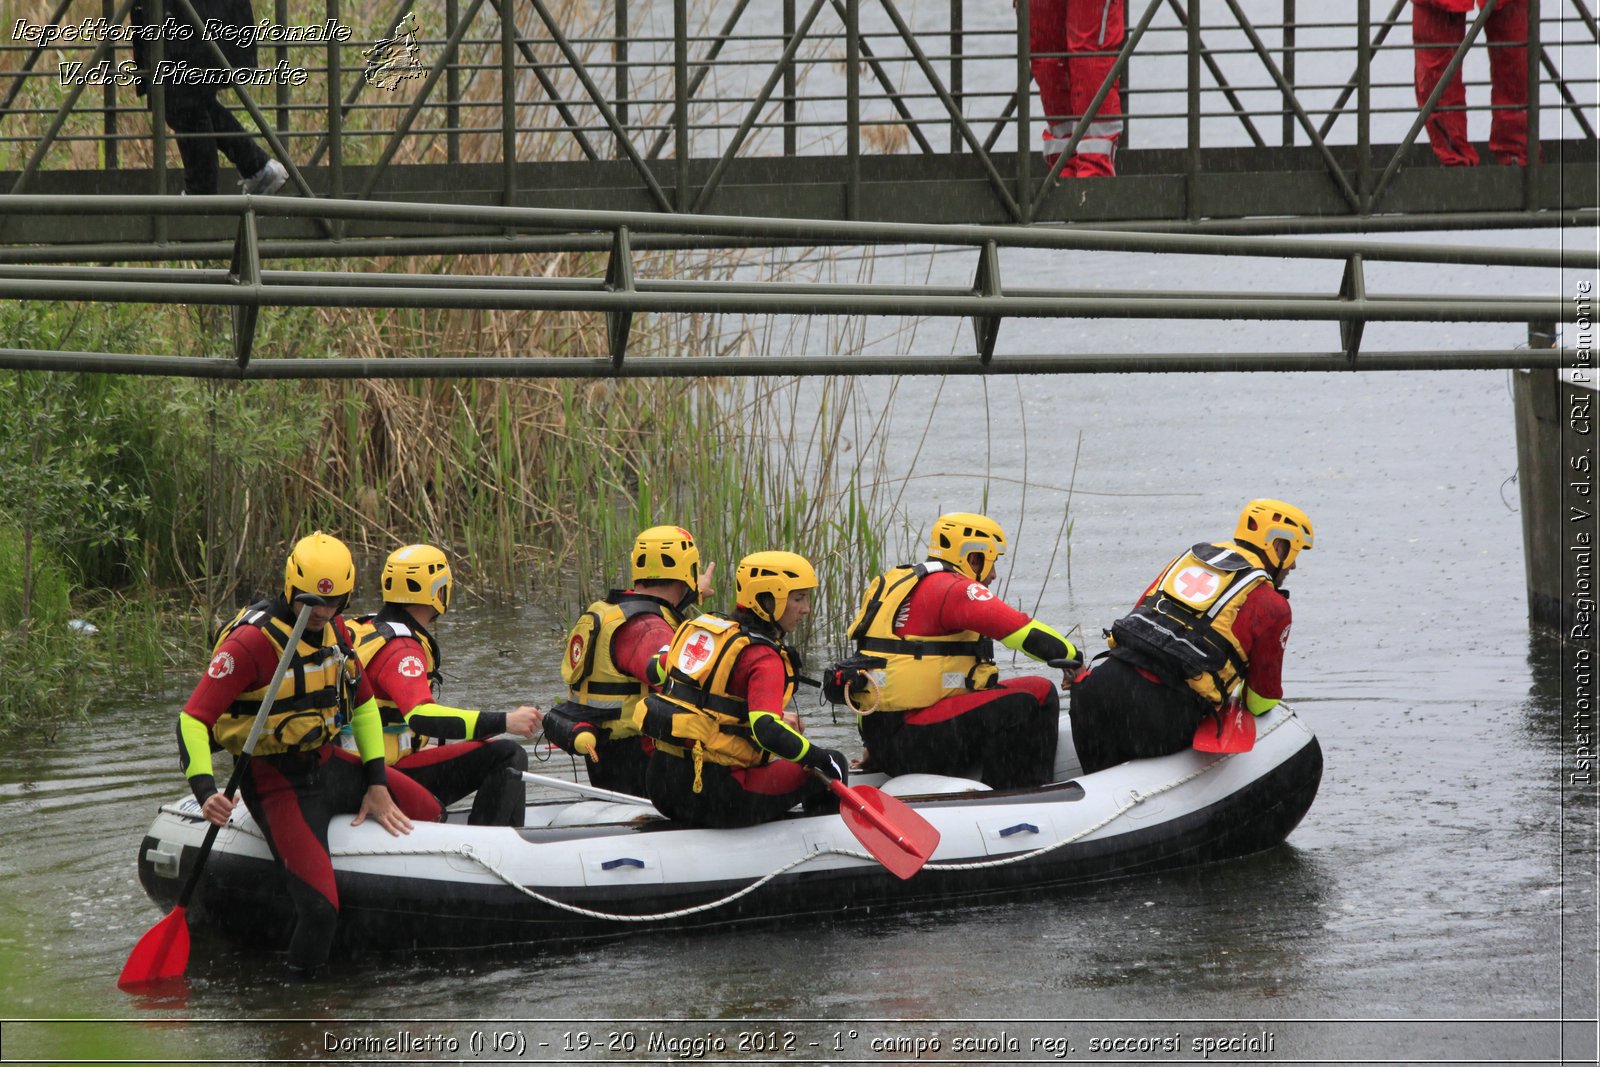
[{"x1": 227, "y1": 715, "x2": 1286, "y2": 923}]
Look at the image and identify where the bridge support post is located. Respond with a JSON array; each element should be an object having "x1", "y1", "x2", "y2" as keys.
[{"x1": 1513, "y1": 322, "x2": 1595, "y2": 633}]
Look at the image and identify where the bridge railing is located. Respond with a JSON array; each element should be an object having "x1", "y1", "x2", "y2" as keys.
[
  {"x1": 2, "y1": 0, "x2": 1595, "y2": 220},
  {"x1": 0, "y1": 193, "x2": 1588, "y2": 376}
]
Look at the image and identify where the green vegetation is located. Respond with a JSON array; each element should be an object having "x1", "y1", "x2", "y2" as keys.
[{"x1": 0, "y1": 270, "x2": 925, "y2": 738}]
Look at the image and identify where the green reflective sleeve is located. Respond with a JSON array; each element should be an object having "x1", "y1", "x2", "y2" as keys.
[
  {"x1": 349, "y1": 697, "x2": 387, "y2": 762},
  {"x1": 178, "y1": 712, "x2": 214, "y2": 780},
  {"x1": 749, "y1": 710, "x2": 809, "y2": 763},
  {"x1": 404, "y1": 702, "x2": 481, "y2": 740},
  {"x1": 1000, "y1": 619, "x2": 1078, "y2": 663},
  {"x1": 1243, "y1": 686, "x2": 1280, "y2": 716}
]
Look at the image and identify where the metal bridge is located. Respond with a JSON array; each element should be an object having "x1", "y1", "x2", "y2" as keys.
[{"x1": 1, "y1": 0, "x2": 1596, "y2": 376}]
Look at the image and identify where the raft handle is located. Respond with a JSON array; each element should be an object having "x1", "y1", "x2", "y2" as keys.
[
  {"x1": 998, "y1": 823, "x2": 1039, "y2": 838},
  {"x1": 144, "y1": 842, "x2": 183, "y2": 879},
  {"x1": 601, "y1": 857, "x2": 647, "y2": 871}
]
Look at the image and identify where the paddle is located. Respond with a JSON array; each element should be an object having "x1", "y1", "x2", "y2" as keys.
[
  {"x1": 118, "y1": 596, "x2": 320, "y2": 991},
  {"x1": 1192, "y1": 698, "x2": 1256, "y2": 754},
  {"x1": 521, "y1": 769, "x2": 653, "y2": 806},
  {"x1": 820, "y1": 774, "x2": 940, "y2": 881}
]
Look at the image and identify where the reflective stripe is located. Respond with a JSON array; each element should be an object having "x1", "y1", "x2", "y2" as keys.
[
  {"x1": 1048, "y1": 119, "x2": 1122, "y2": 158},
  {"x1": 1204, "y1": 569, "x2": 1269, "y2": 621}
]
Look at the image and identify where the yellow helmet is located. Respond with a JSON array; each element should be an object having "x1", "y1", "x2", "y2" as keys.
[
  {"x1": 283, "y1": 531, "x2": 355, "y2": 606},
  {"x1": 381, "y1": 543, "x2": 453, "y2": 615},
  {"x1": 735, "y1": 550, "x2": 818, "y2": 623},
  {"x1": 1235, "y1": 499, "x2": 1314, "y2": 571},
  {"x1": 631, "y1": 525, "x2": 700, "y2": 586},
  {"x1": 927, "y1": 512, "x2": 1007, "y2": 582}
]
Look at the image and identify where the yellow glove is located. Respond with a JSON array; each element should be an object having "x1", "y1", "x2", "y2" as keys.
[{"x1": 573, "y1": 731, "x2": 600, "y2": 763}]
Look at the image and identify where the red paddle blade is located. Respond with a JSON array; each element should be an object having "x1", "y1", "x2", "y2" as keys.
[
  {"x1": 1193, "y1": 702, "x2": 1256, "y2": 753},
  {"x1": 118, "y1": 906, "x2": 191, "y2": 991},
  {"x1": 831, "y1": 781, "x2": 941, "y2": 880}
]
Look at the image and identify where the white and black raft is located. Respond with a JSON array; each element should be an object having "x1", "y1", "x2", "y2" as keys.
[{"x1": 134, "y1": 707, "x2": 1322, "y2": 954}]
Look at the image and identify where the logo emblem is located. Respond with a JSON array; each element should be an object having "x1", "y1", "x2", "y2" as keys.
[
  {"x1": 362, "y1": 11, "x2": 426, "y2": 91},
  {"x1": 678, "y1": 632, "x2": 715, "y2": 672},
  {"x1": 567, "y1": 634, "x2": 585, "y2": 669},
  {"x1": 316, "y1": 577, "x2": 335, "y2": 595},
  {"x1": 207, "y1": 651, "x2": 235, "y2": 679},
  {"x1": 966, "y1": 583, "x2": 994, "y2": 602},
  {"x1": 398, "y1": 655, "x2": 425, "y2": 678},
  {"x1": 1175, "y1": 566, "x2": 1218, "y2": 602},
  {"x1": 1279, "y1": 623, "x2": 1292, "y2": 649}
]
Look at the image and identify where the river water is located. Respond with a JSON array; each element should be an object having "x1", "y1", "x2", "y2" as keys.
[{"x1": 3, "y1": 1, "x2": 1598, "y2": 1063}]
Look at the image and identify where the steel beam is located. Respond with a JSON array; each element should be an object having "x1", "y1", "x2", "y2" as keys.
[
  {"x1": 0, "y1": 347, "x2": 1572, "y2": 378},
  {"x1": 1, "y1": 195, "x2": 1584, "y2": 269}
]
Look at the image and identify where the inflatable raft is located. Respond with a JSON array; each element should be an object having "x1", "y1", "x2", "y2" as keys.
[{"x1": 134, "y1": 707, "x2": 1322, "y2": 952}]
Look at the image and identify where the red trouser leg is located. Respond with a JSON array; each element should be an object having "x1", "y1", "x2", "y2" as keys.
[
  {"x1": 242, "y1": 748, "x2": 439, "y2": 971},
  {"x1": 395, "y1": 738, "x2": 526, "y2": 825},
  {"x1": 1030, "y1": 0, "x2": 1073, "y2": 161},
  {"x1": 865, "y1": 676, "x2": 1061, "y2": 789},
  {"x1": 241, "y1": 753, "x2": 341, "y2": 972},
  {"x1": 1413, "y1": 3, "x2": 1479, "y2": 166},
  {"x1": 327, "y1": 745, "x2": 442, "y2": 822},
  {"x1": 1065, "y1": 0, "x2": 1124, "y2": 177},
  {"x1": 1484, "y1": 0, "x2": 1529, "y2": 164}
]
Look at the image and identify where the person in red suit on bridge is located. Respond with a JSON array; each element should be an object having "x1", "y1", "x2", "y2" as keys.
[
  {"x1": 1025, "y1": 0, "x2": 1126, "y2": 177},
  {"x1": 1412, "y1": 0, "x2": 1530, "y2": 167}
]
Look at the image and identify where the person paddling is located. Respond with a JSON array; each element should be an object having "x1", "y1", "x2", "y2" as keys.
[
  {"x1": 1069, "y1": 499, "x2": 1313, "y2": 773},
  {"x1": 174, "y1": 532, "x2": 440, "y2": 979},
  {"x1": 634, "y1": 551, "x2": 849, "y2": 828}
]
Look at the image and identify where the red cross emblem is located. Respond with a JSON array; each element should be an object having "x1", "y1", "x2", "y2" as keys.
[
  {"x1": 1175, "y1": 567, "x2": 1218, "y2": 601},
  {"x1": 317, "y1": 577, "x2": 335, "y2": 594},
  {"x1": 567, "y1": 634, "x2": 585, "y2": 669},
  {"x1": 679, "y1": 632, "x2": 715, "y2": 672}
]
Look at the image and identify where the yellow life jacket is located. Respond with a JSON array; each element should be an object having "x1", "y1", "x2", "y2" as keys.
[
  {"x1": 561, "y1": 591, "x2": 680, "y2": 742},
  {"x1": 634, "y1": 613, "x2": 796, "y2": 776},
  {"x1": 846, "y1": 562, "x2": 999, "y2": 712},
  {"x1": 210, "y1": 600, "x2": 352, "y2": 757},
  {"x1": 1106, "y1": 541, "x2": 1273, "y2": 709},
  {"x1": 341, "y1": 606, "x2": 442, "y2": 765}
]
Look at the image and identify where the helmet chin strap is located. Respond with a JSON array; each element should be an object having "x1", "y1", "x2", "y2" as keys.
[{"x1": 963, "y1": 552, "x2": 979, "y2": 581}]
